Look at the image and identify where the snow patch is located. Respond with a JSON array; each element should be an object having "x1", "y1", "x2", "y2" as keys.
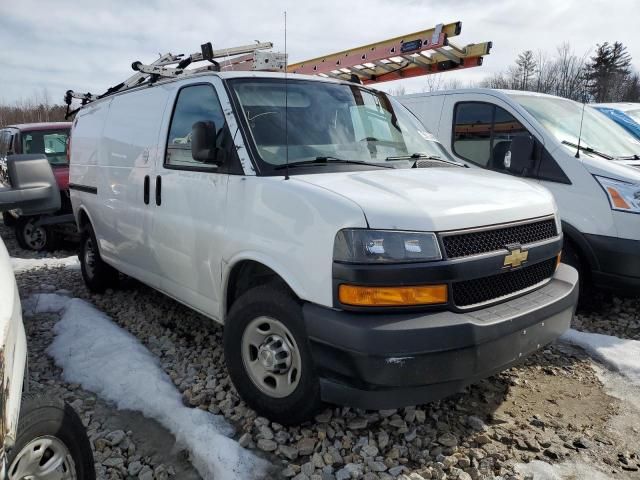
[
  {"x1": 515, "y1": 459, "x2": 614, "y2": 479},
  {"x1": 35, "y1": 294, "x2": 268, "y2": 480},
  {"x1": 560, "y1": 329, "x2": 640, "y2": 386},
  {"x1": 11, "y1": 256, "x2": 79, "y2": 273}
]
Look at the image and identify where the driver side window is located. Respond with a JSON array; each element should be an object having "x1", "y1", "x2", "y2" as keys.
[
  {"x1": 453, "y1": 102, "x2": 528, "y2": 171},
  {"x1": 166, "y1": 84, "x2": 226, "y2": 169}
]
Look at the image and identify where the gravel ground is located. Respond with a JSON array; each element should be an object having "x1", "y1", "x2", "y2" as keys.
[{"x1": 3, "y1": 222, "x2": 639, "y2": 480}]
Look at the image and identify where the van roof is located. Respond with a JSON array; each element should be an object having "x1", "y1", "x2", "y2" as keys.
[
  {"x1": 72, "y1": 70, "x2": 371, "y2": 110},
  {"x1": 398, "y1": 88, "x2": 570, "y2": 102},
  {"x1": 4, "y1": 122, "x2": 72, "y2": 131}
]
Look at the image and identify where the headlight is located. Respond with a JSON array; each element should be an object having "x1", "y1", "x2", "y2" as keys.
[
  {"x1": 334, "y1": 229, "x2": 442, "y2": 263},
  {"x1": 595, "y1": 175, "x2": 640, "y2": 213}
]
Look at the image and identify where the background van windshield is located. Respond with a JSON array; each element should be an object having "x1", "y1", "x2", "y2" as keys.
[
  {"x1": 510, "y1": 94, "x2": 640, "y2": 158},
  {"x1": 21, "y1": 129, "x2": 69, "y2": 165},
  {"x1": 229, "y1": 78, "x2": 451, "y2": 171}
]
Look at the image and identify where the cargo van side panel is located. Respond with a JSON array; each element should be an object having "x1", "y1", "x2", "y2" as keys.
[{"x1": 97, "y1": 87, "x2": 171, "y2": 286}]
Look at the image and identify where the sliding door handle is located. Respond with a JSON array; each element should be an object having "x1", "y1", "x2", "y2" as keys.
[
  {"x1": 155, "y1": 175, "x2": 162, "y2": 206},
  {"x1": 143, "y1": 175, "x2": 150, "y2": 204}
]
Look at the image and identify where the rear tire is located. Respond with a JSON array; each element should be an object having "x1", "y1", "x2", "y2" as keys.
[
  {"x1": 6, "y1": 394, "x2": 95, "y2": 480},
  {"x1": 14, "y1": 216, "x2": 59, "y2": 252},
  {"x1": 79, "y1": 224, "x2": 119, "y2": 293},
  {"x1": 224, "y1": 284, "x2": 322, "y2": 425}
]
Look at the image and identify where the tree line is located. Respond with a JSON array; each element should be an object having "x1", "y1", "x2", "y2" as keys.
[
  {"x1": 480, "y1": 41, "x2": 639, "y2": 102},
  {"x1": 0, "y1": 90, "x2": 68, "y2": 126}
]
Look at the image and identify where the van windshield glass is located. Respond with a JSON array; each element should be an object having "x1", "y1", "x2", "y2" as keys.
[
  {"x1": 21, "y1": 129, "x2": 69, "y2": 165},
  {"x1": 228, "y1": 78, "x2": 452, "y2": 172},
  {"x1": 509, "y1": 94, "x2": 640, "y2": 159}
]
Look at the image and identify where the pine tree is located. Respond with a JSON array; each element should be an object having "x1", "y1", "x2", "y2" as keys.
[
  {"x1": 515, "y1": 50, "x2": 537, "y2": 90},
  {"x1": 585, "y1": 42, "x2": 632, "y2": 102}
]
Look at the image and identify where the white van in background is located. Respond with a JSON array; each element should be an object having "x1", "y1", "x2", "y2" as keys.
[
  {"x1": 68, "y1": 72, "x2": 578, "y2": 423},
  {"x1": 400, "y1": 89, "x2": 640, "y2": 295}
]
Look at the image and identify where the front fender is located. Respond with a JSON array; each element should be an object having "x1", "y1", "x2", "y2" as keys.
[{"x1": 0, "y1": 240, "x2": 27, "y2": 453}]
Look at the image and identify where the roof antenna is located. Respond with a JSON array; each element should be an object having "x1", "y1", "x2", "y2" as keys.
[
  {"x1": 575, "y1": 87, "x2": 587, "y2": 158},
  {"x1": 284, "y1": 10, "x2": 290, "y2": 180}
]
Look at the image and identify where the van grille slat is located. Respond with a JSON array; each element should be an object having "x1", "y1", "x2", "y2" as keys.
[
  {"x1": 442, "y1": 219, "x2": 558, "y2": 259},
  {"x1": 452, "y1": 258, "x2": 557, "y2": 308}
]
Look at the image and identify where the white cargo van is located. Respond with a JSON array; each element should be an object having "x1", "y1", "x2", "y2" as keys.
[
  {"x1": 69, "y1": 73, "x2": 578, "y2": 423},
  {"x1": 400, "y1": 89, "x2": 640, "y2": 295}
]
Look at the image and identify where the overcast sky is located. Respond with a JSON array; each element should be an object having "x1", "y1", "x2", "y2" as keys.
[{"x1": 1, "y1": 0, "x2": 639, "y2": 104}]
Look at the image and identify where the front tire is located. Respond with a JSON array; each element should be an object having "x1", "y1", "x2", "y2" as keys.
[
  {"x1": 224, "y1": 284, "x2": 322, "y2": 425},
  {"x1": 79, "y1": 224, "x2": 119, "y2": 293},
  {"x1": 6, "y1": 395, "x2": 95, "y2": 480}
]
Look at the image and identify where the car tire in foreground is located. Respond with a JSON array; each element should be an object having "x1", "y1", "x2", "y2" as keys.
[
  {"x1": 224, "y1": 284, "x2": 322, "y2": 425},
  {"x1": 79, "y1": 224, "x2": 119, "y2": 293},
  {"x1": 6, "y1": 394, "x2": 95, "y2": 480}
]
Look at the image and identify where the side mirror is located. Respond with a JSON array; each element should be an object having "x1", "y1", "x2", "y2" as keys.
[
  {"x1": 191, "y1": 121, "x2": 221, "y2": 164},
  {"x1": 0, "y1": 154, "x2": 61, "y2": 215},
  {"x1": 505, "y1": 136, "x2": 535, "y2": 175}
]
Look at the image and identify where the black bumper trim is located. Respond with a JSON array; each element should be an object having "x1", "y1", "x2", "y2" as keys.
[
  {"x1": 304, "y1": 263, "x2": 578, "y2": 410},
  {"x1": 584, "y1": 233, "x2": 640, "y2": 293}
]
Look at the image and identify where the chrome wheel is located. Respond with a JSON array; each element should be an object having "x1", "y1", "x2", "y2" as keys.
[
  {"x1": 241, "y1": 316, "x2": 302, "y2": 398},
  {"x1": 8, "y1": 435, "x2": 77, "y2": 480},
  {"x1": 83, "y1": 237, "x2": 96, "y2": 279},
  {"x1": 23, "y1": 219, "x2": 47, "y2": 250}
]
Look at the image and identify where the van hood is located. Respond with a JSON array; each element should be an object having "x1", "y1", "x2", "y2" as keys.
[{"x1": 294, "y1": 168, "x2": 556, "y2": 232}]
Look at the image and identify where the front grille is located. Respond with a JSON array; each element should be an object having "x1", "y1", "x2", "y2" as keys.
[
  {"x1": 452, "y1": 258, "x2": 556, "y2": 308},
  {"x1": 442, "y1": 218, "x2": 558, "y2": 259}
]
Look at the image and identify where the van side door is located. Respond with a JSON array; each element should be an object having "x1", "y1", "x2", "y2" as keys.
[{"x1": 149, "y1": 79, "x2": 233, "y2": 321}]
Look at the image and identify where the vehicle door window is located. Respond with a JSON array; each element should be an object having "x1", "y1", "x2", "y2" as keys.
[
  {"x1": 453, "y1": 103, "x2": 493, "y2": 166},
  {"x1": 21, "y1": 130, "x2": 69, "y2": 165},
  {"x1": 453, "y1": 102, "x2": 528, "y2": 171},
  {"x1": 166, "y1": 84, "x2": 227, "y2": 169}
]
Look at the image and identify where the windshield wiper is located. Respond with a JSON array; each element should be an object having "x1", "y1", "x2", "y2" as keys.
[
  {"x1": 617, "y1": 154, "x2": 640, "y2": 160},
  {"x1": 562, "y1": 140, "x2": 613, "y2": 160},
  {"x1": 274, "y1": 156, "x2": 392, "y2": 170},
  {"x1": 385, "y1": 153, "x2": 465, "y2": 167}
]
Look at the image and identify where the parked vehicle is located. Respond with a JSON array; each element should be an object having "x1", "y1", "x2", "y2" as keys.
[
  {"x1": 0, "y1": 154, "x2": 94, "y2": 479},
  {"x1": 592, "y1": 102, "x2": 640, "y2": 140},
  {"x1": 0, "y1": 122, "x2": 74, "y2": 251},
  {"x1": 400, "y1": 89, "x2": 640, "y2": 296},
  {"x1": 69, "y1": 72, "x2": 578, "y2": 424}
]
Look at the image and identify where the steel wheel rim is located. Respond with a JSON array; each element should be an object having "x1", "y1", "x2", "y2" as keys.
[
  {"x1": 241, "y1": 316, "x2": 302, "y2": 398},
  {"x1": 84, "y1": 237, "x2": 96, "y2": 279},
  {"x1": 8, "y1": 435, "x2": 77, "y2": 480},
  {"x1": 23, "y1": 220, "x2": 46, "y2": 250}
]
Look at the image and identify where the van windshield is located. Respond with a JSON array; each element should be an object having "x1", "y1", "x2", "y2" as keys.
[
  {"x1": 509, "y1": 94, "x2": 640, "y2": 159},
  {"x1": 21, "y1": 129, "x2": 69, "y2": 165},
  {"x1": 228, "y1": 78, "x2": 453, "y2": 172}
]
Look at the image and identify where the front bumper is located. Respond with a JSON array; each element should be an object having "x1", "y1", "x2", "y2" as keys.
[
  {"x1": 303, "y1": 263, "x2": 578, "y2": 410},
  {"x1": 585, "y1": 234, "x2": 640, "y2": 294}
]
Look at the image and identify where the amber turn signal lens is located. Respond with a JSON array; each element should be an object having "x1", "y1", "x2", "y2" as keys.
[
  {"x1": 607, "y1": 187, "x2": 631, "y2": 209},
  {"x1": 556, "y1": 252, "x2": 562, "y2": 269},
  {"x1": 338, "y1": 284, "x2": 448, "y2": 307}
]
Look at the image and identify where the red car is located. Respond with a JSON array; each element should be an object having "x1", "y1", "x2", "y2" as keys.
[{"x1": 0, "y1": 122, "x2": 73, "y2": 251}]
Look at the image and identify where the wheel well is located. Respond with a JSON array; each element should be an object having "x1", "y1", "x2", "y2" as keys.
[
  {"x1": 226, "y1": 261, "x2": 290, "y2": 313},
  {"x1": 77, "y1": 209, "x2": 90, "y2": 232}
]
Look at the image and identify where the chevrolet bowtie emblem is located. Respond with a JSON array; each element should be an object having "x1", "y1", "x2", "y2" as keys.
[{"x1": 504, "y1": 248, "x2": 529, "y2": 268}]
